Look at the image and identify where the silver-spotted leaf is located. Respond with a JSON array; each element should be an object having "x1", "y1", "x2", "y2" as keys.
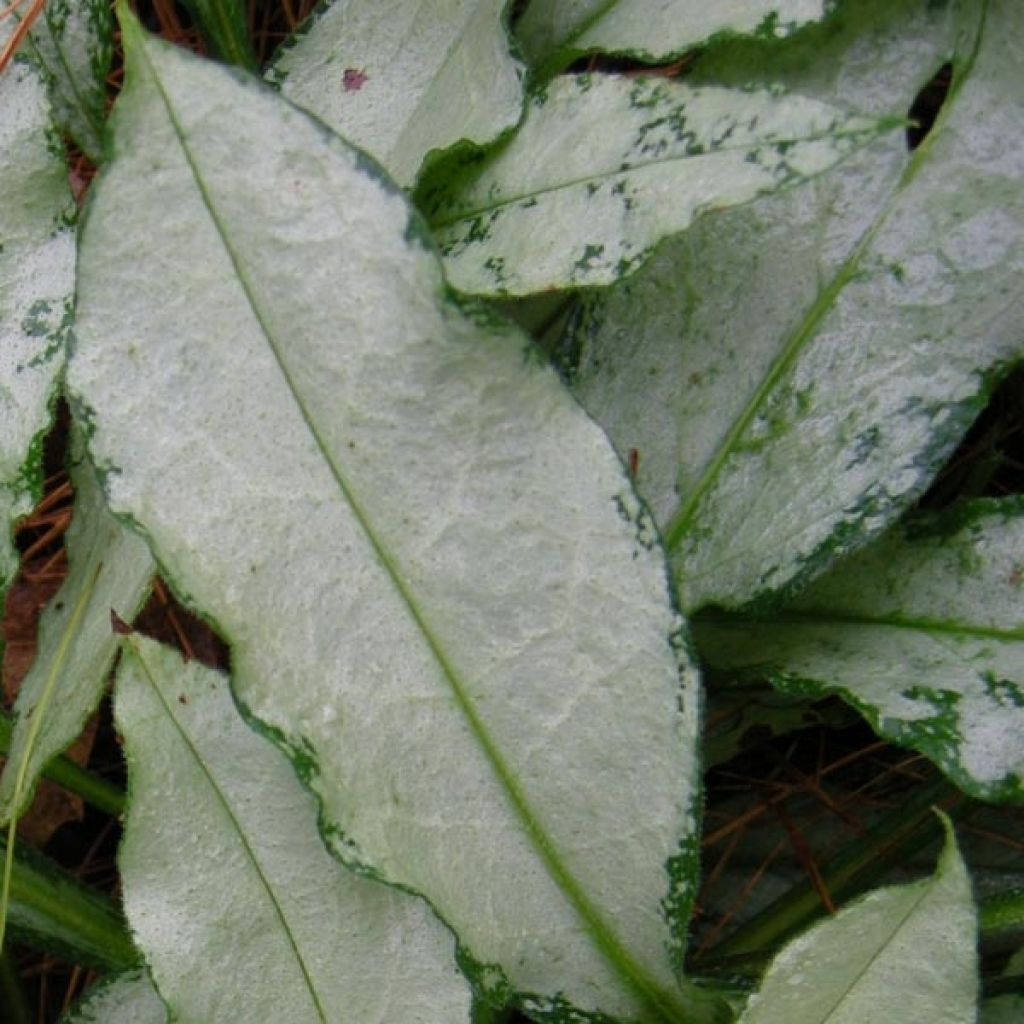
[
  {"x1": 421, "y1": 72, "x2": 888, "y2": 295},
  {"x1": 737, "y1": 815, "x2": 977, "y2": 1024},
  {"x1": 695, "y1": 498, "x2": 1024, "y2": 801},
  {"x1": 116, "y1": 636, "x2": 472, "y2": 1024},
  {"x1": 0, "y1": 435, "x2": 155, "y2": 824},
  {"x1": 25, "y1": 0, "x2": 113, "y2": 162},
  {"x1": 516, "y1": 0, "x2": 829, "y2": 73},
  {"x1": 0, "y1": 45, "x2": 75, "y2": 598},
  {"x1": 271, "y1": 0, "x2": 524, "y2": 188},
  {"x1": 71, "y1": 13, "x2": 718, "y2": 1023},
  {"x1": 61, "y1": 970, "x2": 167, "y2": 1024},
  {"x1": 564, "y1": 0, "x2": 1023, "y2": 610}
]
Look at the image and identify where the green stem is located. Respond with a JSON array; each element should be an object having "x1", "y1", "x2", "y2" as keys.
[
  {"x1": 0, "y1": 835, "x2": 137, "y2": 971},
  {"x1": 0, "y1": 712, "x2": 125, "y2": 819},
  {"x1": 698, "y1": 777, "x2": 966, "y2": 964},
  {"x1": 0, "y1": 949, "x2": 32, "y2": 1024}
]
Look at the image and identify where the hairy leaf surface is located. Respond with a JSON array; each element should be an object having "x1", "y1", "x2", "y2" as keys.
[
  {"x1": 516, "y1": 0, "x2": 828, "y2": 73},
  {"x1": 737, "y1": 815, "x2": 976, "y2": 1023},
  {"x1": 0, "y1": 50, "x2": 75, "y2": 598},
  {"x1": 695, "y1": 499, "x2": 1024, "y2": 801},
  {"x1": 421, "y1": 72, "x2": 887, "y2": 295},
  {"x1": 116, "y1": 637, "x2": 472, "y2": 1024},
  {"x1": 26, "y1": 0, "x2": 113, "y2": 162},
  {"x1": 71, "y1": 15, "x2": 717, "y2": 1023},
  {"x1": 62, "y1": 970, "x2": 167, "y2": 1024},
  {"x1": 0, "y1": 438, "x2": 154, "y2": 824},
  {"x1": 563, "y1": 0, "x2": 1023, "y2": 609},
  {"x1": 271, "y1": 0, "x2": 524, "y2": 187}
]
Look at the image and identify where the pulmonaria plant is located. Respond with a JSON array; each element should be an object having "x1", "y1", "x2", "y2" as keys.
[{"x1": 0, "y1": 1, "x2": 1020, "y2": 1022}]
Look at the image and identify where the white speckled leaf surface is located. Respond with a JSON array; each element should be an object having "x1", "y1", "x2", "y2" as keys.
[
  {"x1": 565, "y1": 0, "x2": 1023, "y2": 610},
  {"x1": 516, "y1": 0, "x2": 828, "y2": 71},
  {"x1": 116, "y1": 637, "x2": 470, "y2": 1024},
  {"x1": 738, "y1": 816, "x2": 977, "y2": 1024},
  {"x1": 421, "y1": 72, "x2": 888, "y2": 295},
  {"x1": 0, "y1": 45, "x2": 75, "y2": 599},
  {"x1": 695, "y1": 499, "x2": 1024, "y2": 801},
  {"x1": 0, "y1": 435, "x2": 154, "y2": 824},
  {"x1": 271, "y1": 0, "x2": 523, "y2": 187},
  {"x1": 70, "y1": 15, "x2": 717, "y2": 1023},
  {"x1": 61, "y1": 970, "x2": 167, "y2": 1024}
]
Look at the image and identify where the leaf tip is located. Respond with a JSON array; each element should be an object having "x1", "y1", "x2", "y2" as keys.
[{"x1": 115, "y1": 1, "x2": 145, "y2": 55}]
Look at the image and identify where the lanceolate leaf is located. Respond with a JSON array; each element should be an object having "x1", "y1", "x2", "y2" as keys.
[
  {"x1": 62, "y1": 970, "x2": 167, "y2": 1024},
  {"x1": 0, "y1": 49, "x2": 75, "y2": 599},
  {"x1": 420, "y1": 73, "x2": 889, "y2": 295},
  {"x1": 563, "y1": 0, "x2": 1023, "y2": 610},
  {"x1": 71, "y1": 13, "x2": 719, "y2": 1023},
  {"x1": 516, "y1": 0, "x2": 829, "y2": 74},
  {"x1": 737, "y1": 814, "x2": 977, "y2": 1023},
  {"x1": 695, "y1": 498, "x2": 1024, "y2": 801},
  {"x1": 0, "y1": 436, "x2": 155, "y2": 824},
  {"x1": 271, "y1": 0, "x2": 524, "y2": 188},
  {"x1": 0, "y1": 832, "x2": 137, "y2": 970},
  {"x1": 116, "y1": 637, "x2": 472, "y2": 1024},
  {"x1": 25, "y1": 0, "x2": 114, "y2": 162}
]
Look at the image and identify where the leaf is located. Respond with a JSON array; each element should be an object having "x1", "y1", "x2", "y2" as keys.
[
  {"x1": 25, "y1": 0, "x2": 114, "y2": 162},
  {"x1": 69, "y1": 12, "x2": 721, "y2": 1022},
  {"x1": 737, "y1": 814, "x2": 977, "y2": 1023},
  {"x1": 115, "y1": 636, "x2": 472, "y2": 1024},
  {"x1": 694, "y1": 498, "x2": 1024, "y2": 801},
  {"x1": 419, "y1": 72, "x2": 889, "y2": 295},
  {"x1": 561, "y1": 0, "x2": 1024, "y2": 610},
  {"x1": 61, "y1": 970, "x2": 167, "y2": 1024},
  {"x1": 270, "y1": 0, "x2": 524, "y2": 188},
  {"x1": 0, "y1": 51, "x2": 75, "y2": 597},
  {"x1": 516, "y1": 0, "x2": 829, "y2": 74},
  {"x1": 179, "y1": 0, "x2": 256, "y2": 70},
  {"x1": 0, "y1": 436, "x2": 155, "y2": 824},
  {"x1": 980, "y1": 947, "x2": 1024, "y2": 1024},
  {"x1": 0, "y1": 831, "x2": 137, "y2": 970}
]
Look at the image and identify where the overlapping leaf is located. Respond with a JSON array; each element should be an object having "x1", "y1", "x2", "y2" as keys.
[
  {"x1": 70, "y1": 14, "x2": 721, "y2": 1023},
  {"x1": 420, "y1": 72, "x2": 889, "y2": 295},
  {"x1": 116, "y1": 637, "x2": 472, "y2": 1023},
  {"x1": 737, "y1": 815, "x2": 977, "y2": 1023},
  {"x1": 0, "y1": 437, "x2": 154, "y2": 824},
  {"x1": 25, "y1": 0, "x2": 113, "y2": 162},
  {"x1": 62, "y1": 970, "x2": 167, "y2": 1024},
  {"x1": 0, "y1": 41, "x2": 75, "y2": 600},
  {"x1": 695, "y1": 499, "x2": 1024, "y2": 801},
  {"x1": 563, "y1": 0, "x2": 1023, "y2": 610},
  {"x1": 516, "y1": 0, "x2": 829, "y2": 74},
  {"x1": 271, "y1": 0, "x2": 524, "y2": 187}
]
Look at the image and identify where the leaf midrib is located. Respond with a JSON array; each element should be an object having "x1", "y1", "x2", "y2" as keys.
[
  {"x1": 130, "y1": 30, "x2": 694, "y2": 1024},
  {"x1": 126, "y1": 641, "x2": 328, "y2": 1023},
  {"x1": 663, "y1": 2, "x2": 990, "y2": 554},
  {"x1": 427, "y1": 121, "x2": 877, "y2": 230},
  {"x1": 806, "y1": 874, "x2": 939, "y2": 1021}
]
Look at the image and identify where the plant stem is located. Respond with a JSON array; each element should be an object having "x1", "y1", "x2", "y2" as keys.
[{"x1": 0, "y1": 712, "x2": 125, "y2": 818}]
